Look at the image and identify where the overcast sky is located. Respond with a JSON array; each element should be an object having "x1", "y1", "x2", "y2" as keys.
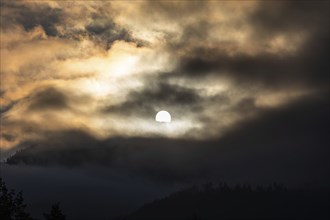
[
  {"x1": 1, "y1": 1, "x2": 328, "y2": 147},
  {"x1": 0, "y1": 1, "x2": 329, "y2": 219}
]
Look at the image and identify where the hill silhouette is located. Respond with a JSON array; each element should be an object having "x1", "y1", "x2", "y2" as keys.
[
  {"x1": 124, "y1": 183, "x2": 330, "y2": 220},
  {"x1": 2, "y1": 177, "x2": 330, "y2": 220}
]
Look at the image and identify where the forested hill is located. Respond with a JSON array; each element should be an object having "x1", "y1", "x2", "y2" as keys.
[{"x1": 125, "y1": 184, "x2": 330, "y2": 220}]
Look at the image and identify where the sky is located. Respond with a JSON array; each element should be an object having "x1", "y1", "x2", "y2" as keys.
[{"x1": 0, "y1": 0, "x2": 329, "y2": 219}]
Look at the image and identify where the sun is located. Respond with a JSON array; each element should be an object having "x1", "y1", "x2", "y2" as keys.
[{"x1": 155, "y1": 111, "x2": 171, "y2": 123}]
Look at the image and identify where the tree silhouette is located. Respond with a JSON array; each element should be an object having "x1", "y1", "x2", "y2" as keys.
[
  {"x1": 0, "y1": 178, "x2": 34, "y2": 220},
  {"x1": 43, "y1": 203, "x2": 66, "y2": 220}
]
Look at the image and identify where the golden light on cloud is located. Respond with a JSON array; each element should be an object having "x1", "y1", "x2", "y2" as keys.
[{"x1": 1, "y1": 0, "x2": 326, "y2": 154}]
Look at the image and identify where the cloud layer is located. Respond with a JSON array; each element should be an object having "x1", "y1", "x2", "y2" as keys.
[{"x1": 1, "y1": 0, "x2": 329, "y2": 177}]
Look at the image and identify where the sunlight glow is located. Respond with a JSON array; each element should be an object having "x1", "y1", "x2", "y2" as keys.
[{"x1": 155, "y1": 111, "x2": 171, "y2": 123}]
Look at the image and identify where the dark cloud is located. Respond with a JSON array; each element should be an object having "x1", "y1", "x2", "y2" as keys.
[
  {"x1": 0, "y1": 1, "x2": 145, "y2": 49},
  {"x1": 27, "y1": 87, "x2": 69, "y2": 111},
  {"x1": 251, "y1": 1, "x2": 330, "y2": 37},
  {"x1": 177, "y1": 50, "x2": 293, "y2": 86},
  {"x1": 5, "y1": 130, "x2": 205, "y2": 182},
  {"x1": 0, "y1": 101, "x2": 17, "y2": 114},
  {"x1": 85, "y1": 19, "x2": 145, "y2": 49},
  {"x1": 249, "y1": 1, "x2": 330, "y2": 87},
  {"x1": 208, "y1": 93, "x2": 329, "y2": 185},
  {"x1": 140, "y1": 1, "x2": 209, "y2": 21},
  {"x1": 7, "y1": 92, "x2": 330, "y2": 186},
  {"x1": 169, "y1": 37, "x2": 328, "y2": 91},
  {"x1": 158, "y1": 1, "x2": 329, "y2": 91},
  {"x1": 230, "y1": 97, "x2": 257, "y2": 115},
  {"x1": 0, "y1": 89, "x2": 5, "y2": 97},
  {"x1": 104, "y1": 82, "x2": 202, "y2": 117},
  {"x1": 0, "y1": 1, "x2": 62, "y2": 36},
  {"x1": 1, "y1": 133, "x2": 15, "y2": 142}
]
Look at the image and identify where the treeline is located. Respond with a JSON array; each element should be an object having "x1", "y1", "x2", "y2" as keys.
[
  {"x1": 124, "y1": 183, "x2": 330, "y2": 220},
  {"x1": 2, "y1": 178, "x2": 330, "y2": 220},
  {"x1": 0, "y1": 178, "x2": 65, "y2": 220}
]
